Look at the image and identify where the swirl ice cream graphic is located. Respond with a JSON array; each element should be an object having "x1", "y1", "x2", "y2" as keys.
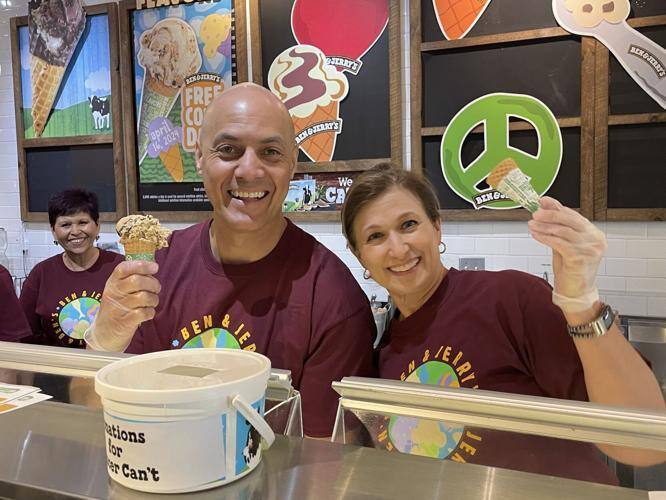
[
  {"x1": 553, "y1": 0, "x2": 666, "y2": 109},
  {"x1": 269, "y1": 45, "x2": 349, "y2": 163},
  {"x1": 147, "y1": 117, "x2": 183, "y2": 182},
  {"x1": 136, "y1": 18, "x2": 202, "y2": 163}
]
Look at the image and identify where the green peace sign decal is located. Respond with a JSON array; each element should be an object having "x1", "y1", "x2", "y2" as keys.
[{"x1": 441, "y1": 93, "x2": 563, "y2": 210}]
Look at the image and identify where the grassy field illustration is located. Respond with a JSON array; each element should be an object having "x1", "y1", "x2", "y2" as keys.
[{"x1": 23, "y1": 96, "x2": 112, "y2": 139}]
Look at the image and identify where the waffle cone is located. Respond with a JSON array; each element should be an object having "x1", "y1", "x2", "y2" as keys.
[
  {"x1": 137, "y1": 75, "x2": 180, "y2": 162},
  {"x1": 292, "y1": 101, "x2": 340, "y2": 162},
  {"x1": 30, "y1": 55, "x2": 66, "y2": 137},
  {"x1": 434, "y1": 0, "x2": 490, "y2": 40},
  {"x1": 123, "y1": 240, "x2": 158, "y2": 261},
  {"x1": 159, "y1": 144, "x2": 184, "y2": 182},
  {"x1": 487, "y1": 158, "x2": 518, "y2": 189}
]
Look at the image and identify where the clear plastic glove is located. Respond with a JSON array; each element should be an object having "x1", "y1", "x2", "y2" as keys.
[
  {"x1": 528, "y1": 197, "x2": 606, "y2": 309},
  {"x1": 85, "y1": 260, "x2": 160, "y2": 352}
]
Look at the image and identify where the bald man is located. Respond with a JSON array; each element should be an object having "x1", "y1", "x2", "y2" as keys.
[{"x1": 86, "y1": 84, "x2": 375, "y2": 437}]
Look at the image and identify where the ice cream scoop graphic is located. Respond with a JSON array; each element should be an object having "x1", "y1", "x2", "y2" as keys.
[
  {"x1": 291, "y1": 0, "x2": 388, "y2": 74},
  {"x1": 200, "y1": 13, "x2": 232, "y2": 59},
  {"x1": 553, "y1": 0, "x2": 666, "y2": 109},
  {"x1": 136, "y1": 18, "x2": 202, "y2": 163},
  {"x1": 147, "y1": 117, "x2": 183, "y2": 182},
  {"x1": 268, "y1": 45, "x2": 349, "y2": 163}
]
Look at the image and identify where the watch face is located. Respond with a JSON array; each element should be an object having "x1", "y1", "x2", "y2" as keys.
[
  {"x1": 601, "y1": 305, "x2": 614, "y2": 328},
  {"x1": 568, "y1": 304, "x2": 615, "y2": 338}
]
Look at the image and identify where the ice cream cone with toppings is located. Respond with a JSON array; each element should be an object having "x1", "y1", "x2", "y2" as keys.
[
  {"x1": 268, "y1": 45, "x2": 349, "y2": 163},
  {"x1": 487, "y1": 158, "x2": 541, "y2": 213},
  {"x1": 116, "y1": 215, "x2": 170, "y2": 262},
  {"x1": 28, "y1": 0, "x2": 86, "y2": 137},
  {"x1": 136, "y1": 18, "x2": 201, "y2": 163}
]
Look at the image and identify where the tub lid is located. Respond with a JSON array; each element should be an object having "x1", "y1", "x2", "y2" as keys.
[{"x1": 95, "y1": 348, "x2": 270, "y2": 404}]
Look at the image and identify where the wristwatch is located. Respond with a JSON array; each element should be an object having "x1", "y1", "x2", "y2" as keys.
[{"x1": 567, "y1": 303, "x2": 617, "y2": 339}]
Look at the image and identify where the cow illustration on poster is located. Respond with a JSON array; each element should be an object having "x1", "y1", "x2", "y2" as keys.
[{"x1": 89, "y1": 96, "x2": 110, "y2": 130}]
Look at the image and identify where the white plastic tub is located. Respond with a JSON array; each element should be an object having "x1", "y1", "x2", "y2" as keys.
[{"x1": 94, "y1": 348, "x2": 275, "y2": 493}]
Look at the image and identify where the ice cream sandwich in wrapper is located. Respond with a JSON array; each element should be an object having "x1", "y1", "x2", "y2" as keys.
[
  {"x1": 116, "y1": 215, "x2": 170, "y2": 261},
  {"x1": 487, "y1": 159, "x2": 541, "y2": 213}
]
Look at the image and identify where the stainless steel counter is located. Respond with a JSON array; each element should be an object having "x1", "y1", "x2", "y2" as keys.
[{"x1": 0, "y1": 402, "x2": 648, "y2": 500}]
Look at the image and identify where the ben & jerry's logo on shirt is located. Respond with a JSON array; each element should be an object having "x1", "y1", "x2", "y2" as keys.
[
  {"x1": 173, "y1": 312, "x2": 256, "y2": 351},
  {"x1": 51, "y1": 290, "x2": 102, "y2": 346},
  {"x1": 376, "y1": 346, "x2": 483, "y2": 463}
]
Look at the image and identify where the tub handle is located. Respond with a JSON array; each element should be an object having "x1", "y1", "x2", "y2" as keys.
[{"x1": 231, "y1": 395, "x2": 276, "y2": 447}]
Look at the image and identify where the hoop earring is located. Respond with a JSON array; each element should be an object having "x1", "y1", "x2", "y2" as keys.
[
  {"x1": 439, "y1": 241, "x2": 447, "y2": 254},
  {"x1": 363, "y1": 269, "x2": 371, "y2": 280},
  {"x1": 95, "y1": 235, "x2": 100, "y2": 241}
]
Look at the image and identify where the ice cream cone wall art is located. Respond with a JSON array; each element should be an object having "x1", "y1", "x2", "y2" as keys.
[
  {"x1": 291, "y1": 0, "x2": 389, "y2": 75},
  {"x1": 27, "y1": 0, "x2": 86, "y2": 137},
  {"x1": 269, "y1": 45, "x2": 349, "y2": 163},
  {"x1": 132, "y1": 1, "x2": 235, "y2": 185},
  {"x1": 22, "y1": 1, "x2": 113, "y2": 138},
  {"x1": 432, "y1": 0, "x2": 492, "y2": 40}
]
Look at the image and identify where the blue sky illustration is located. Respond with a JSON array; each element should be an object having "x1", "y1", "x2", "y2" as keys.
[
  {"x1": 21, "y1": 14, "x2": 111, "y2": 110},
  {"x1": 133, "y1": 0, "x2": 234, "y2": 109}
]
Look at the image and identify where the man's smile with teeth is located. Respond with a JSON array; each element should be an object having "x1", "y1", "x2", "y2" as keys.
[
  {"x1": 389, "y1": 257, "x2": 420, "y2": 273},
  {"x1": 229, "y1": 190, "x2": 268, "y2": 200}
]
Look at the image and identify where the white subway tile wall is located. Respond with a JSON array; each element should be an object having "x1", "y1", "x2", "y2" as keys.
[{"x1": 0, "y1": 0, "x2": 664, "y2": 318}]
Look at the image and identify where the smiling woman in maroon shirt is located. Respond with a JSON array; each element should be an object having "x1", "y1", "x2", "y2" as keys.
[
  {"x1": 19, "y1": 189, "x2": 123, "y2": 348},
  {"x1": 341, "y1": 163, "x2": 666, "y2": 484}
]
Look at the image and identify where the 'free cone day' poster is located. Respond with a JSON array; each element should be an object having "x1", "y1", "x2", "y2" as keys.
[{"x1": 132, "y1": 1, "x2": 235, "y2": 211}]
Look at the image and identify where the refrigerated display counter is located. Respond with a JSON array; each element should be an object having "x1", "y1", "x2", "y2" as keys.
[{"x1": 1, "y1": 341, "x2": 665, "y2": 499}]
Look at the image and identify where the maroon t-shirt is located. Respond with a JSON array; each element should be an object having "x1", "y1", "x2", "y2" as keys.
[
  {"x1": 0, "y1": 265, "x2": 32, "y2": 342},
  {"x1": 373, "y1": 268, "x2": 617, "y2": 485},
  {"x1": 19, "y1": 249, "x2": 124, "y2": 348},
  {"x1": 126, "y1": 219, "x2": 376, "y2": 437}
]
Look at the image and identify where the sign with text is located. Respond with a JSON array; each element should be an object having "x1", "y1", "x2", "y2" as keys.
[
  {"x1": 286, "y1": 171, "x2": 361, "y2": 212},
  {"x1": 441, "y1": 93, "x2": 562, "y2": 210},
  {"x1": 132, "y1": 1, "x2": 236, "y2": 211}
]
